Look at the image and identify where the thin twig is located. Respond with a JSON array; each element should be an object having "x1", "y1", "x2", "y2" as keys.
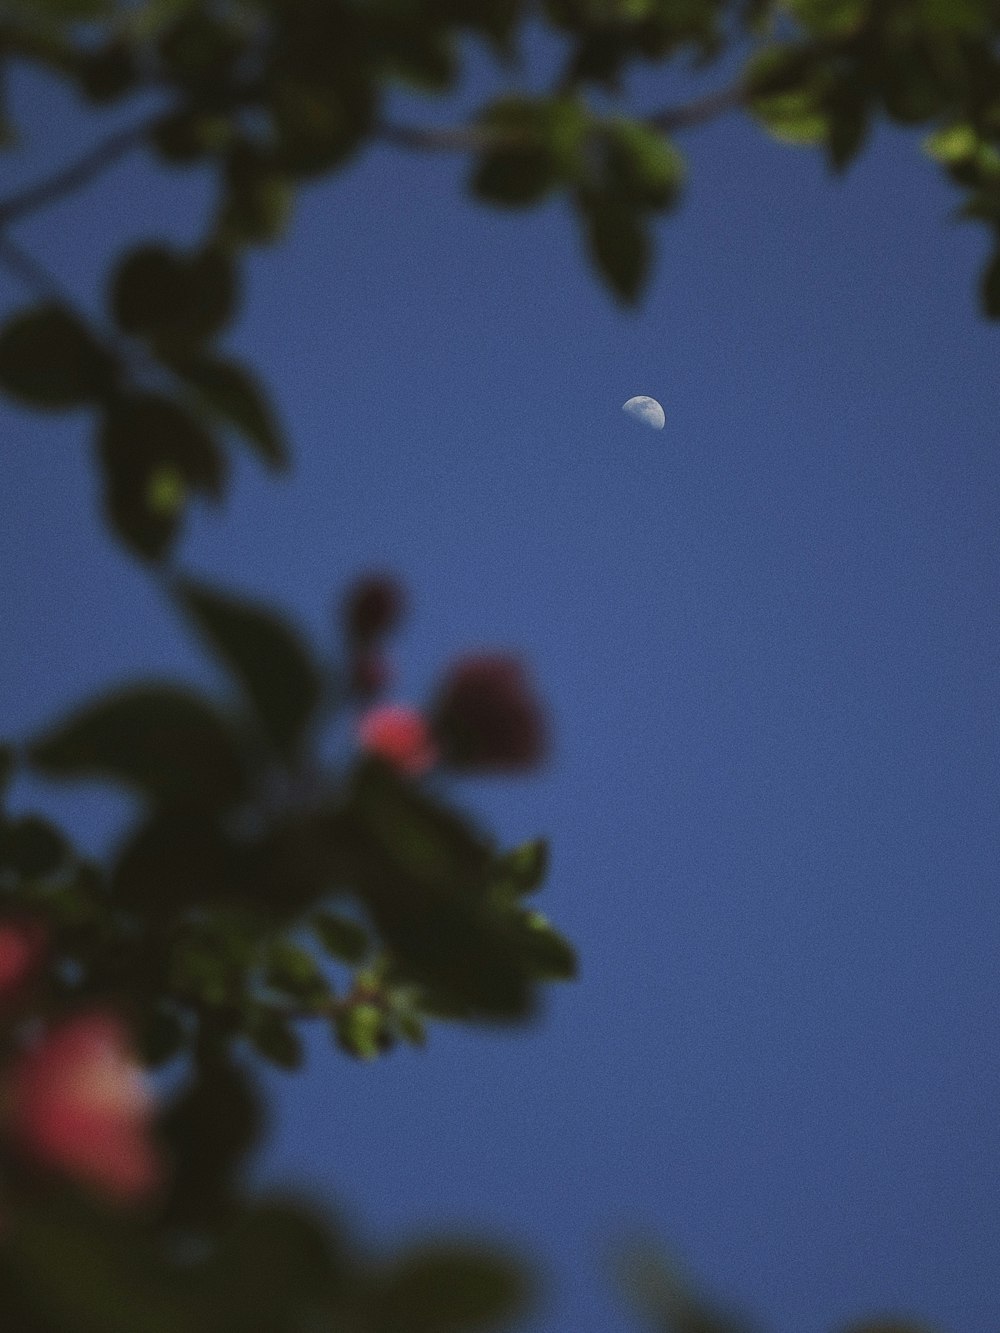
[
  {"x1": 0, "y1": 119, "x2": 156, "y2": 229},
  {"x1": 0, "y1": 232, "x2": 73, "y2": 304},
  {"x1": 646, "y1": 80, "x2": 747, "y2": 132}
]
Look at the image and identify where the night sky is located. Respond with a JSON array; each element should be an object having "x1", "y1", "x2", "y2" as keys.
[{"x1": 2, "y1": 36, "x2": 999, "y2": 1333}]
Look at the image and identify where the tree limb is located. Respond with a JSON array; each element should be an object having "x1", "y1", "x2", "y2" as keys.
[{"x1": 378, "y1": 79, "x2": 747, "y2": 152}]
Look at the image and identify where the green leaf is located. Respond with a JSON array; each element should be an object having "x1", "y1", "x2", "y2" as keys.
[
  {"x1": 110, "y1": 244, "x2": 236, "y2": 349},
  {"x1": 603, "y1": 119, "x2": 685, "y2": 209},
  {"x1": 314, "y1": 910, "x2": 370, "y2": 963},
  {"x1": 169, "y1": 354, "x2": 287, "y2": 468},
  {"x1": 265, "y1": 939, "x2": 327, "y2": 1001},
  {"x1": 98, "y1": 393, "x2": 224, "y2": 559},
  {"x1": 613, "y1": 1242, "x2": 752, "y2": 1333},
  {"x1": 924, "y1": 123, "x2": 979, "y2": 164},
  {"x1": 247, "y1": 1008, "x2": 304, "y2": 1069},
  {"x1": 0, "y1": 305, "x2": 114, "y2": 409},
  {"x1": 396, "y1": 1007, "x2": 427, "y2": 1046},
  {"x1": 498, "y1": 838, "x2": 549, "y2": 895},
  {"x1": 206, "y1": 1202, "x2": 342, "y2": 1321},
  {"x1": 471, "y1": 97, "x2": 587, "y2": 207},
  {"x1": 175, "y1": 579, "x2": 322, "y2": 757},
  {"x1": 577, "y1": 191, "x2": 650, "y2": 303},
  {"x1": 29, "y1": 685, "x2": 249, "y2": 811},
  {"x1": 471, "y1": 145, "x2": 557, "y2": 206},
  {"x1": 373, "y1": 1245, "x2": 531, "y2": 1333},
  {"x1": 219, "y1": 144, "x2": 294, "y2": 246},
  {"x1": 335, "y1": 1000, "x2": 384, "y2": 1060},
  {"x1": 519, "y1": 911, "x2": 576, "y2": 980}
]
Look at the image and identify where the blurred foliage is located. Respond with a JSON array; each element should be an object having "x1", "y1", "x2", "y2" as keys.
[
  {"x1": 2, "y1": 0, "x2": 999, "y2": 553},
  {"x1": 0, "y1": 1, "x2": 980, "y2": 1328}
]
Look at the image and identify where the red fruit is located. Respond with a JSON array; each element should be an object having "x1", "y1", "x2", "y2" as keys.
[
  {"x1": 357, "y1": 704, "x2": 437, "y2": 776},
  {"x1": 431, "y1": 654, "x2": 547, "y2": 771},
  {"x1": 8, "y1": 1012, "x2": 161, "y2": 1203}
]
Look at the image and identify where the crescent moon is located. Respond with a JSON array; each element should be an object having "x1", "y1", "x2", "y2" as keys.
[{"x1": 622, "y1": 395, "x2": 665, "y2": 430}]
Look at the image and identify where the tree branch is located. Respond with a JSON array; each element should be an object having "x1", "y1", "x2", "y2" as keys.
[
  {"x1": 0, "y1": 119, "x2": 155, "y2": 229},
  {"x1": 377, "y1": 79, "x2": 747, "y2": 152}
]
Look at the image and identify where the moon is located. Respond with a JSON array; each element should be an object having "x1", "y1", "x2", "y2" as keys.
[{"x1": 622, "y1": 395, "x2": 665, "y2": 430}]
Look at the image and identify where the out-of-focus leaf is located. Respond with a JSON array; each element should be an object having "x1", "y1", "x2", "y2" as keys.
[
  {"x1": 497, "y1": 838, "x2": 549, "y2": 896},
  {"x1": 98, "y1": 393, "x2": 224, "y2": 558},
  {"x1": 519, "y1": 911, "x2": 576, "y2": 981},
  {"x1": 110, "y1": 244, "x2": 236, "y2": 349},
  {"x1": 471, "y1": 96, "x2": 587, "y2": 207},
  {"x1": 334, "y1": 999, "x2": 384, "y2": 1060},
  {"x1": 168, "y1": 355, "x2": 287, "y2": 467},
  {"x1": 219, "y1": 143, "x2": 294, "y2": 246},
  {"x1": 265, "y1": 938, "x2": 328, "y2": 1001},
  {"x1": 314, "y1": 910, "x2": 370, "y2": 964},
  {"x1": 602, "y1": 119, "x2": 685, "y2": 208},
  {"x1": 0, "y1": 305, "x2": 114, "y2": 409},
  {"x1": 613, "y1": 1241, "x2": 754, "y2": 1333},
  {"x1": 373, "y1": 1244, "x2": 532, "y2": 1333},
  {"x1": 247, "y1": 1008, "x2": 304, "y2": 1069},
  {"x1": 577, "y1": 190, "x2": 649, "y2": 303},
  {"x1": 78, "y1": 41, "x2": 137, "y2": 101},
  {"x1": 207, "y1": 1200, "x2": 344, "y2": 1322},
  {"x1": 29, "y1": 686, "x2": 249, "y2": 811},
  {"x1": 175, "y1": 579, "x2": 321, "y2": 756},
  {"x1": 112, "y1": 808, "x2": 253, "y2": 912},
  {"x1": 0, "y1": 815, "x2": 68, "y2": 877},
  {"x1": 159, "y1": 1057, "x2": 262, "y2": 1226},
  {"x1": 6, "y1": 1195, "x2": 202, "y2": 1333},
  {"x1": 0, "y1": 744, "x2": 14, "y2": 797}
]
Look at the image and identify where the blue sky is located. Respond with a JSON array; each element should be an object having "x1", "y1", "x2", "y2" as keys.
[{"x1": 3, "y1": 35, "x2": 1000, "y2": 1333}]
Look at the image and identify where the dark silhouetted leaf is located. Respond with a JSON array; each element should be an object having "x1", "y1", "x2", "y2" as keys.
[
  {"x1": 98, "y1": 393, "x2": 224, "y2": 558},
  {"x1": 603, "y1": 119, "x2": 685, "y2": 209},
  {"x1": 265, "y1": 938, "x2": 328, "y2": 1002},
  {"x1": 0, "y1": 305, "x2": 114, "y2": 409},
  {"x1": 498, "y1": 838, "x2": 549, "y2": 896},
  {"x1": 169, "y1": 354, "x2": 287, "y2": 467},
  {"x1": 219, "y1": 143, "x2": 294, "y2": 245},
  {"x1": 247, "y1": 1008, "x2": 304, "y2": 1069},
  {"x1": 520, "y1": 911, "x2": 576, "y2": 980},
  {"x1": 110, "y1": 244, "x2": 236, "y2": 348},
  {"x1": 30, "y1": 686, "x2": 248, "y2": 811},
  {"x1": 314, "y1": 910, "x2": 370, "y2": 964},
  {"x1": 0, "y1": 815, "x2": 68, "y2": 877},
  {"x1": 176, "y1": 579, "x2": 322, "y2": 757},
  {"x1": 207, "y1": 1201, "x2": 343, "y2": 1321},
  {"x1": 374, "y1": 1244, "x2": 531, "y2": 1333},
  {"x1": 577, "y1": 191, "x2": 649, "y2": 303},
  {"x1": 160, "y1": 1057, "x2": 262, "y2": 1227},
  {"x1": 112, "y1": 808, "x2": 253, "y2": 912}
]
